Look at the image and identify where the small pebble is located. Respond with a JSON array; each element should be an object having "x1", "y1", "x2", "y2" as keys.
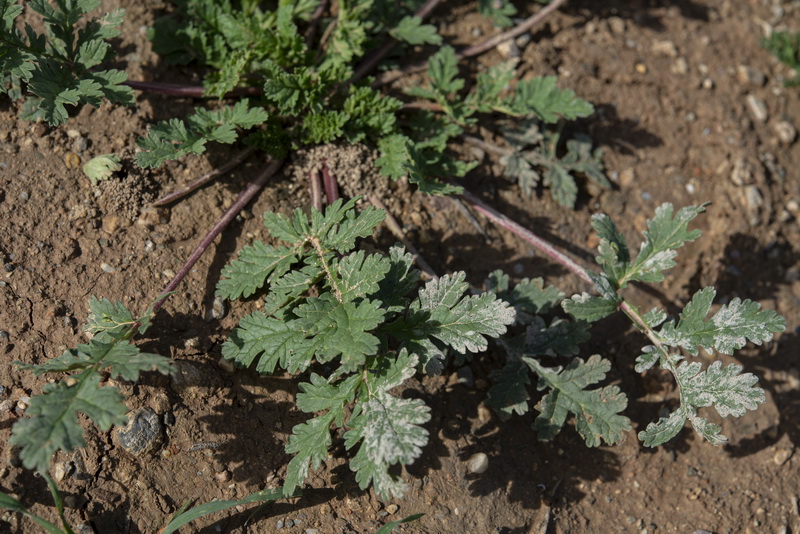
[
  {"x1": 144, "y1": 239, "x2": 155, "y2": 253},
  {"x1": 736, "y1": 65, "x2": 766, "y2": 87},
  {"x1": 774, "y1": 120, "x2": 797, "y2": 144},
  {"x1": 205, "y1": 296, "x2": 227, "y2": 321},
  {"x1": 651, "y1": 40, "x2": 678, "y2": 57},
  {"x1": 217, "y1": 357, "x2": 236, "y2": 373},
  {"x1": 73, "y1": 136, "x2": 88, "y2": 152},
  {"x1": 100, "y1": 262, "x2": 115, "y2": 273},
  {"x1": 385, "y1": 504, "x2": 399, "y2": 515},
  {"x1": 467, "y1": 452, "x2": 489, "y2": 474},
  {"x1": 773, "y1": 448, "x2": 794, "y2": 466},
  {"x1": 607, "y1": 16, "x2": 625, "y2": 34},
  {"x1": 746, "y1": 94, "x2": 768, "y2": 122},
  {"x1": 64, "y1": 152, "x2": 81, "y2": 169},
  {"x1": 18, "y1": 191, "x2": 29, "y2": 201},
  {"x1": 672, "y1": 57, "x2": 689, "y2": 75}
]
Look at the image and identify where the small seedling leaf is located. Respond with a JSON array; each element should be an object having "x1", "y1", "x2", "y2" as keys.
[{"x1": 83, "y1": 154, "x2": 121, "y2": 185}]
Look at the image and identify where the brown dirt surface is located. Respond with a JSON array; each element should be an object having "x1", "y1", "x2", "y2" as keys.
[{"x1": 1, "y1": 0, "x2": 800, "y2": 533}]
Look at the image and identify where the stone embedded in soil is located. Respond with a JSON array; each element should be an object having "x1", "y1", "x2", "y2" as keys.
[
  {"x1": 746, "y1": 94, "x2": 768, "y2": 122},
  {"x1": 171, "y1": 360, "x2": 206, "y2": 393},
  {"x1": 773, "y1": 120, "x2": 797, "y2": 144},
  {"x1": 773, "y1": 448, "x2": 794, "y2": 466},
  {"x1": 736, "y1": 65, "x2": 766, "y2": 87},
  {"x1": 114, "y1": 407, "x2": 164, "y2": 456},
  {"x1": 467, "y1": 452, "x2": 489, "y2": 474},
  {"x1": 385, "y1": 504, "x2": 399, "y2": 515},
  {"x1": 607, "y1": 16, "x2": 625, "y2": 34},
  {"x1": 651, "y1": 40, "x2": 678, "y2": 57}
]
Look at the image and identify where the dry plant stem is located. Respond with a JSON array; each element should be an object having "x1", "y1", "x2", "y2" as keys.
[
  {"x1": 123, "y1": 80, "x2": 260, "y2": 98},
  {"x1": 458, "y1": 0, "x2": 568, "y2": 58},
  {"x1": 309, "y1": 168, "x2": 323, "y2": 211},
  {"x1": 462, "y1": 135, "x2": 511, "y2": 157},
  {"x1": 151, "y1": 159, "x2": 284, "y2": 314},
  {"x1": 368, "y1": 195, "x2": 438, "y2": 280},
  {"x1": 321, "y1": 160, "x2": 339, "y2": 204},
  {"x1": 305, "y1": 0, "x2": 329, "y2": 46},
  {"x1": 457, "y1": 186, "x2": 593, "y2": 286},
  {"x1": 350, "y1": 0, "x2": 443, "y2": 83},
  {"x1": 377, "y1": 0, "x2": 568, "y2": 86},
  {"x1": 153, "y1": 147, "x2": 257, "y2": 206}
]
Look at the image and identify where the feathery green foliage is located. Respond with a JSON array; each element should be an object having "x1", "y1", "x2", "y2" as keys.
[
  {"x1": 485, "y1": 271, "x2": 629, "y2": 446},
  {"x1": 219, "y1": 200, "x2": 515, "y2": 499},
  {"x1": 500, "y1": 120, "x2": 609, "y2": 208},
  {"x1": 761, "y1": 30, "x2": 800, "y2": 86},
  {"x1": 9, "y1": 297, "x2": 173, "y2": 474},
  {"x1": 0, "y1": 0, "x2": 133, "y2": 125},
  {"x1": 562, "y1": 203, "x2": 786, "y2": 446}
]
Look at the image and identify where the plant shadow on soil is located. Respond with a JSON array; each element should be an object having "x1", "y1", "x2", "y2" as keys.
[{"x1": 568, "y1": 0, "x2": 710, "y2": 29}]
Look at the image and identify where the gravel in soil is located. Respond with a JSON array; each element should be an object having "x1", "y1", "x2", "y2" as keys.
[{"x1": 1, "y1": 0, "x2": 800, "y2": 533}]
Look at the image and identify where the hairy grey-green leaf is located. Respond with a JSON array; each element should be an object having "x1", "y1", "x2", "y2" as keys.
[
  {"x1": 10, "y1": 373, "x2": 127, "y2": 473},
  {"x1": 485, "y1": 270, "x2": 563, "y2": 324},
  {"x1": 344, "y1": 392, "x2": 431, "y2": 499},
  {"x1": 638, "y1": 409, "x2": 686, "y2": 447},
  {"x1": 283, "y1": 411, "x2": 335, "y2": 496},
  {"x1": 525, "y1": 355, "x2": 630, "y2": 446},
  {"x1": 659, "y1": 287, "x2": 786, "y2": 355},
  {"x1": 624, "y1": 203, "x2": 708, "y2": 284},
  {"x1": 216, "y1": 242, "x2": 298, "y2": 300},
  {"x1": 562, "y1": 293, "x2": 618, "y2": 322},
  {"x1": 487, "y1": 357, "x2": 531, "y2": 419}
]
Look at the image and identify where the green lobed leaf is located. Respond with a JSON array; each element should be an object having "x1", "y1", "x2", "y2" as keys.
[
  {"x1": 296, "y1": 373, "x2": 360, "y2": 417},
  {"x1": 622, "y1": 202, "x2": 708, "y2": 285},
  {"x1": 485, "y1": 270, "x2": 564, "y2": 324},
  {"x1": 638, "y1": 409, "x2": 686, "y2": 447},
  {"x1": 344, "y1": 392, "x2": 431, "y2": 500},
  {"x1": 284, "y1": 411, "x2": 336, "y2": 496},
  {"x1": 486, "y1": 357, "x2": 531, "y2": 419},
  {"x1": 562, "y1": 293, "x2": 618, "y2": 322},
  {"x1": 10, "y1": 373, "x2": 127, "y2": 473},
  {"x1": 679, "y1": 360, "x2": 766, "y2": 418},
  {"x1": 216, "y1": 242, "x2": 298, "y2": 300},
  {"x1": 525, "y1": 355, "x2": 630, "y2": 446},
  {"x1": 413, "y1": 272, "x2": 516, "y2": 354},
  {"x1": 504, "y1": 76, "x2": 594, "y2": 122},
  {"x1": 293, "y1": 294, "x2": 385, "y2": 372},
  {"x1": 659, "y1": 287, "x2": 786, "y2": 356},
  {"x1": 136, "y1": 100, "x2": 269, "y2": 168},
  {"x1": 372, "y1": 246, "x2": 420, "y2": 313},
  {"x1": 82, "y1": 154, "x2": 121, "y2": 185},
  {"x1": 390, "y1": 16, "x2": 442, "y2": 45},
  {"x1": 337, "y1": 250, "x2": 392, "y2": 301},
  {"x1": 477, "y1": 0, "x2": 517, "y2": 27},
  {"x1": 222, "y1": 312, "x2": 318, "y2": 374},
  {"x1": 426, "y1": 45, "x2": 463, "y2": 95}
]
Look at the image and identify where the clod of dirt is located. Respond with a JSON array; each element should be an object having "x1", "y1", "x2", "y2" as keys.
[
  {"x1": 114, "y1": 407, "x2": 163, "y2": 456},
  {"x1": 290, "y1": 143, "x2": 386, "y2": 200},
  {"x1": 97, "y1": 171, "x2": 157, "y2": 221},
  {"x1": 171, "y1": 360, "x2": 206, "y2": 394}
]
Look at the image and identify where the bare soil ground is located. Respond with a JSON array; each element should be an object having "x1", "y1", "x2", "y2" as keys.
[{"x1": 1, "y1": 0, "x2": 799, "y2": 533}]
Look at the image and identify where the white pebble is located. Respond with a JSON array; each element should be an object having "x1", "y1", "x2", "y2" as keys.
[{"x1": 467, "y1": 452, "x2": 489, "y2": 474}]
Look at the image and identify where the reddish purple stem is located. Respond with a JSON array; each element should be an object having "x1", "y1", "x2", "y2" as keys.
[
  {"x1": 457, "y1": 187, "x2": 593, "y2": 286},
  {"x1": 151, "y1": 159, "x2": 284, "y2": 314},
  {"x1": 309, "y1": 168, "x2": 323, "y2": 211},
  {"x1": 321, "y1": 160, "x2": 339, "y2": 204},
  {"x1": 123, "y1": 80, "x2": 261, "y2": 98},
  {"x1": 153, "y1": 147, "x2": 256, "y2": 206}
]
